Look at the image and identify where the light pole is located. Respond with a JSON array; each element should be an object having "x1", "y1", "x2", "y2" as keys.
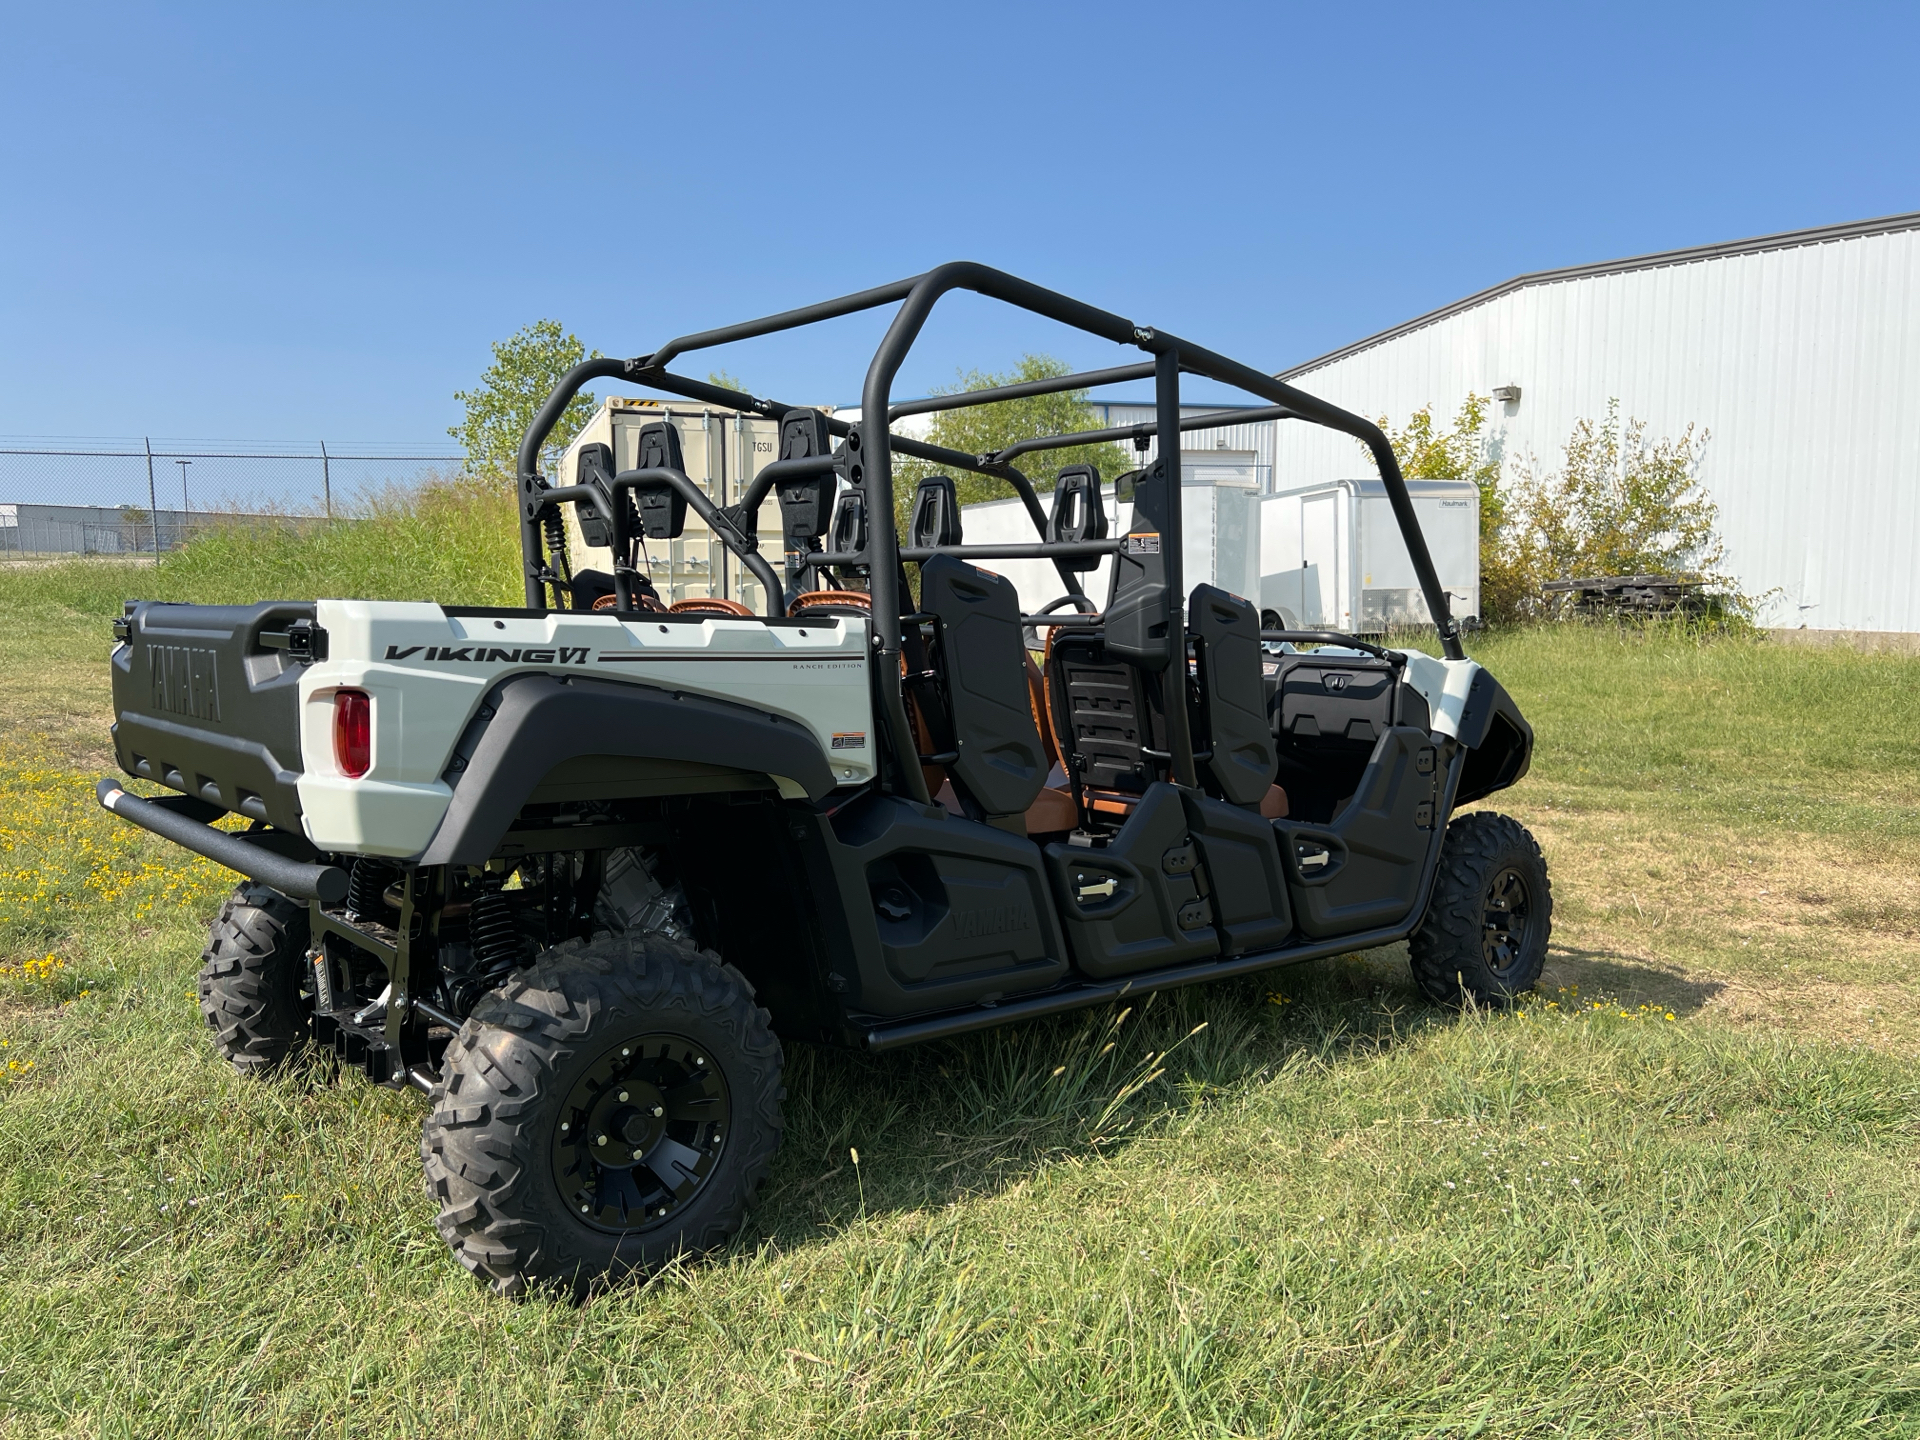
[{"x1": 176, "y1": 459, "x2": 192, "y2": 516}]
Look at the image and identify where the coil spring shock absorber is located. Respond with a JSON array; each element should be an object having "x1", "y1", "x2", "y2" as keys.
[
  {"x1": 469, "y1": 890, "x2": 534, "y2": 974},
  {"x1": 345, "y1": 858, "x2": 397, "y2": 922},
  {"x1": 443, "y1": 889, "x2": 535, "y2": 1016},
  {"x1": 542, "y1": 505, "x2": 574, "y2": 607}
]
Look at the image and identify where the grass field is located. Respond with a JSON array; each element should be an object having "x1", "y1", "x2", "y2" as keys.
[{"x1": 0, "y1": 542, "x2": 1916, "y2": 1437}]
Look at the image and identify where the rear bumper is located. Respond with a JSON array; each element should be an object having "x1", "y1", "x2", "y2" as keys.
[{"x1": 95, "y1": 779, "x2": 348, "y2": 903}]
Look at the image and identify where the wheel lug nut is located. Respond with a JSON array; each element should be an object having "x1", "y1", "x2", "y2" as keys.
[
  {"x1": 618, "y1": 1091, "x2": 629, "y2": 1102},
  {"x1": 595, "y1": 1134, "x2": 608, "y2": 1146},
  {"x1": 652, "y1": 1105, "x2": 664, "y2": 1117},
  {"x1": 560, "y1": 1122, "x2": 570, "y2": 1132}
]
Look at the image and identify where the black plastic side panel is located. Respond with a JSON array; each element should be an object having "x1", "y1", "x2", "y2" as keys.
[
  {"x1": 1179, "y1": 790, "x2": 1293, "y2": 955},
  {"x1": 110, "y1": 600, "x2": 311, "y2": 828},
  {"x1": 1275, "y1": 727, "x2": 1440, "y2": 938},
  {"x1": 919, "y1": 555, "x2": 1047, "y2": 817},
  {"x1": 1043, "y1": 783, "x2": 1219, "y2": 978},
  {"x1": 417, "y1": 675, "x2": 834, "y2": 865},
  {"x1": 672, "y1": 798, "x2": 851, "y2": 1043},
  {"x1": 1188, "y1": 585, "x2": 1277, "y2": 807},
  {"x1": 815, "y1": 793, "x2": 1069, "y2": 1016}
]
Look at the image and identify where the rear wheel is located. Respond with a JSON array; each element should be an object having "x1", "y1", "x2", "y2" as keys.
[
  {"x1": 198, "y1": 881, "x2": 313, "y2": 1075},
  {"x1": 421, "y1": 934, "x2": 783, "y2": 1296},
  {"x1": 1410, "y1": 811, "x2": 1551, "y2": 1006}
]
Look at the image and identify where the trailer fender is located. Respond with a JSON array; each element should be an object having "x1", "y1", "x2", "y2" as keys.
[{"x1": 416, "y1": 674, "x2": 836, "y2": 865}]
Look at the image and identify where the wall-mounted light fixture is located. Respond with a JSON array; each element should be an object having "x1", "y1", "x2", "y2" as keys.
[{"x1": 1492, "y1": 384, "x2": 1522, "y2": 405}]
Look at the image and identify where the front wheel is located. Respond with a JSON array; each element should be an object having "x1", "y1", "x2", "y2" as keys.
[
  {"x1": 421, "y1": 934, "x2": 784, "y2": 1296},
  {"x1": 1410, "y1": 811, "x2": 1552, "y2": 1006}
]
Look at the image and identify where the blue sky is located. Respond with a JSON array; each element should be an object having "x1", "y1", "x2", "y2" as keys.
[{"x1": 3, "y1": 0, "x2": 1916, "y2": 447}]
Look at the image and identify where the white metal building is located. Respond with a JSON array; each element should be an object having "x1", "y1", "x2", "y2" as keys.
[{"x1": 1267, "y1": 211, "x2": 1920, "y2": 633}]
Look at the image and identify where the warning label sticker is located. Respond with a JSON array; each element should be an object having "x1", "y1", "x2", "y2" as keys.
[
  {"x1": 1126, "y1": 533, "x2": 1162, "y2": 555},
  {"x1": 830, "y1": 732, "x2": 867, "y2": 749}
]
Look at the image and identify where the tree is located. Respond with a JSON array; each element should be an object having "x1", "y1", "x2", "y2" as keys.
[
  {"x1": 1368, "y1": 393, "x2": 1526, "y2": 614},
  {"x1": 450, "y1": 320, "x2": 603, "y2": 478},
  {"x1": 893, "y1": 355, "x2": 1140, "y2": 534}
]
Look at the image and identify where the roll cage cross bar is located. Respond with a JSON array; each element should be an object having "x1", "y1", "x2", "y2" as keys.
[{"x1": 514, "y1": 262, "x2": 1467, "y2": 800}]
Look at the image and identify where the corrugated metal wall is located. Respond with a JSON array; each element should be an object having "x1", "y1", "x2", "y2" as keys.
[{"x1": 1268, "y1": 223, "x2": 1920, "y2": 631}]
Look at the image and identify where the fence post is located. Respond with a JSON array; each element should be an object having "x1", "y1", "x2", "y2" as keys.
[
  {"x1": 144, "y1": 436, "x2": 159, "y2": 558},
  {"x1": 320, "y1": 440, "x2": 332, "y2": 519}
]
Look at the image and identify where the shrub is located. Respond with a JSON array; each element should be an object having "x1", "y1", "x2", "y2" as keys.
[{"x1": 1371, "y1": 398, "x2": 1746, "y2": 624}]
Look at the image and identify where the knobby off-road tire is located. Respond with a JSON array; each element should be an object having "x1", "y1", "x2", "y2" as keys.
[
  {"x1": 198, "y1": 881, "x2": 313, "y2": 1076},
  {"x1": 1410, "y1": 811, "x2": 1552, "y2": 1007},
  {"x1": 421, "y1": 934, "x2": 783, "y2": 1296}
]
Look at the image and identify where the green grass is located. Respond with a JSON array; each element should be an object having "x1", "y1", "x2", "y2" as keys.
[
  {"x1": 0, "y1": 474, "x2": 524, "y2": 619},
  {"x1": 1, "y1": 523, "x2": 1917, "y2": 1436}
]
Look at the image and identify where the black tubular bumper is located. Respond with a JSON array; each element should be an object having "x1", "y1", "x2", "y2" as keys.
[{"x1": 95, "y1": 779, "x2": 348, "y2": 903}]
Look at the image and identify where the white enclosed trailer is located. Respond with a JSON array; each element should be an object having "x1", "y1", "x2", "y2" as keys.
[
  {"x1": 959, "y1": 457, "x2": 1264, "y2": 616},
  {"x1": 1259, "y1": 478, "x2": 1480, "y2": 633}
]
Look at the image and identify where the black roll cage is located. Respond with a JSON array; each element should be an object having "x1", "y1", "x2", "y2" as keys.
[{"x1": 514, "y1": 262, "x2": 1465, "y2": 806}]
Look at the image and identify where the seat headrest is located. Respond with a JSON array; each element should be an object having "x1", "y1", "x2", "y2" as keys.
[
  {"x1": 573, "y1": 442, "x2": 618, "y2": 549},
  {"x1": 909, "y1": 475, "x2": 963, "y2": 549},
  {"x1": 828, "y1": 489, "x2": 868, "y2": 556},
  {"x1": 631, "y1": 422, "x2": 688, "y2": 539},
  {"x1": 776, "y1": 409, "x2": 836, "y2": 559},
  {"x1": 1048, "y1": 464, "x2": 1108, "y2": 573}
]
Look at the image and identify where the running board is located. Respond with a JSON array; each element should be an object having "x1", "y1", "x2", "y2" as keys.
[{"x1": 861, "y1": 922, "x2": 1412, "y2": 1051}]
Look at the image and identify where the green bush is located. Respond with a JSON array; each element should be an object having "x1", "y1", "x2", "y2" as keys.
[{"x1": 1371, "y1": 398, "x2": 1748, "y2": 625}]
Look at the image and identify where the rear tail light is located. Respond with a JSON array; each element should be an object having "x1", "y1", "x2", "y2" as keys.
[{"x1": 333, "y1": 690, "x2": 371, "y2": 778}]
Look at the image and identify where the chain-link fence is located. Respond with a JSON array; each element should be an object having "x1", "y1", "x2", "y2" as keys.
[{"x1": 0, "y1": 439, "x2": 463, "y2": 559}]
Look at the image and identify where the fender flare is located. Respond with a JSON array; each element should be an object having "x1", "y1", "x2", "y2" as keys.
[
  {"x1": 417, "y1": 674, "x2": 835, "y2": 865},
  {"x1": 1454, "y1": 669, "x2": 1534, "y2": 804}
]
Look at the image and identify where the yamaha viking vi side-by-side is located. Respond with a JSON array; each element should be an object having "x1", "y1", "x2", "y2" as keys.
[{"x1": 99, "y1": 265, "x2": 1544, "y2": 1293}]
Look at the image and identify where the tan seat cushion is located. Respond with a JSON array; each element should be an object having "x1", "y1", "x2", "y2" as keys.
[
  {"x1": 669, "y1": 596, "x2": 755, "y2": 617},
  {"x1": 1023, "y1": 786, "x2": 1078, "y2": 834}
]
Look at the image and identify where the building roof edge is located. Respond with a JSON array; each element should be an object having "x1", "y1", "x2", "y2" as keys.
[{"x1": 1275, "y1": 209, "x2": 1920, "y2": 381}]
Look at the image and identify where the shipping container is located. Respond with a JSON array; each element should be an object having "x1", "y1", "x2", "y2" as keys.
[{"x1": 558, "y1": 397, "x2": 796, "y2": 611}]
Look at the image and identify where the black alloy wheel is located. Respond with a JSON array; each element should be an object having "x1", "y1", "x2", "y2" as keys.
[
  {"x1": 422, "y1": 933, "x2": 783, "y2": 1295},
  {"x1": 1480, "y1": 866, "x2": 1535, "y2": 980},
  {"x1": 553, "y1": 1034, "x2": 730, "y2": 1232},
  {"x1": 1409, "y1": 811, "x2": 1552, "y2": 1006}
]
